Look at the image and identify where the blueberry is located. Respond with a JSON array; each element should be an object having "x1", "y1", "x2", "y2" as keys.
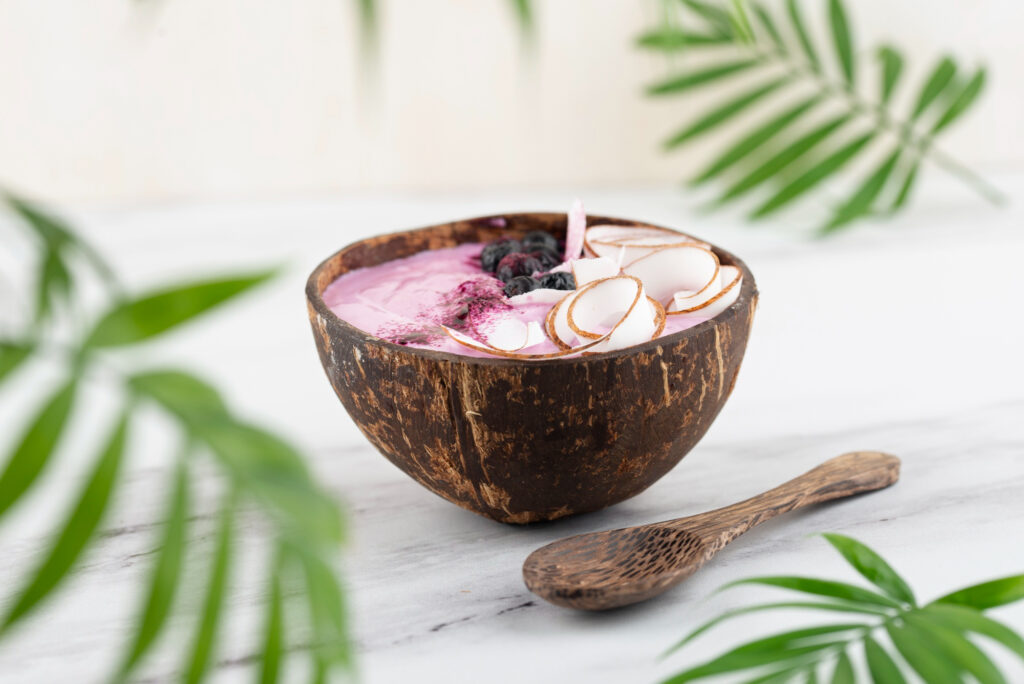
[
  {"x1": 480, "y1": 238, "x2": 522, "y2": 273},
  {"x1": 522, "y1": 230, "x2": 559, "y2": 253},
  {"x1": 496, "y1": 253, "x2": 543, "y2": 283},
  {"x1": 539, "y1": 271, "x2": 575, "y2": 290},
  {"x1": 530, "y1": 248, "x2": 562, "y2": 270},
  {"x1": 503, "y1": 276, "x2": 541, "y2": 297}
]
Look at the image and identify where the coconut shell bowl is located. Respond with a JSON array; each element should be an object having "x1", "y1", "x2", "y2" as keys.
[{"x1": 306, "y1": 213, "x2": 758, "y2": 524}]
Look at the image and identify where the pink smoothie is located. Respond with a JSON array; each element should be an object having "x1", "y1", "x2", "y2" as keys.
[{"x1": 322, "y1": 243, "x2": 708, "y2": 358}]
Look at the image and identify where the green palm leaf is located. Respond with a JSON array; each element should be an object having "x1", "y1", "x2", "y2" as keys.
[
  {"x1": 876, "y1": 46, "x2": 903, "y2": 105},
  {"x1": 921, "y1": 604, "x2": 1024, "y2": 662},
  {"x1": 637, "y1": 28, "x2": 732, "y2": 49},
  {"x1": 932, "y1": 68, "x2": 987, "y2": 133},
  {"x1": 0, "y1": 379, "x2": 77, "y2": 520},
  {"x1": 751, "y1": 131, "x2": 874, "y2": 218},
  {"x1": 5, "y1": 194, "x2": 116, "y2": 289},
  {"x1": 887, "y1": 158, "x2": 921, "y2": 211},
  {"x1": 717, "y1": 113, "x2": 850, "y2": 201},
  {"x1": 905, "y1": 613, "x2": 1006, "y2": 684},
  {"x1": 733, "y1": 625, "x2": 866, "y2": 655},
  {"x1": 35, "y1": 248, "x2": 72, "y2": 323},
  {"x1": 821, "y1": 149, "x2": 902, "y2": 233},
  {"x1": 728, "y1": 0, "x2": 755, "y2": 44},
  {"x1": 751, "y1": 3, "x2": 785, "y2": 52},
  {"x1": 259, "y1": 556, "x2": 285, "y2": 684},
  {"x1": 664, "y1": 600, "x2": 891, "y2": 656},
  {"x1": 720, "y1": 575, "x2": 902, "y2": 609},
  {"x1": 198, "y1": 420, "x2": 343, "y2": 545},
  {"x1": 933, "y1": 574, "x2": 1024, "y2": 610},
  {"x1": 662, "y1": 631, "x2": 848, "y2": 683},
  {"x1": 0, "y1": 342, "x2": 32, "y2": 386},
  {"x1": 829, "y1": 649, "x2": 854, "y2": 684},
  {"x1": 297, "y1": 544, "x2": 352, "y2": 670},
  {"x1": 827, "y1": 0, "x2": 855, "y2": 85},
  {"x1": 0, "y1": 410, "x2": 128, "y2": 633},
  {"x1": 84, "y1": 271, "x2": 276, "y2": 348},
  {"x1": 785, "y1": 0, "x2": 819, "y2": 72},
  {"x1": 129, "y1": 369, "x2": 230, "y2": 430},
  {"x1": 647, "y1": 59, "x2": 761, "y2": 95},
  {"x1": 507, "y1": 0, "x2": 532, "y2": 34},
  {"x1": 886, "y1": 621, "x2": 960, "y2": 684},
  {"x1": 912, "y1": 56, "x2": 957, "y2": 119},
  {"x1": 665, "y1": 77, "x2": 790, "y2": 149},
  {"x1": 182, "y1": 493, "x2": 236, "y2": 684},
  {"x1": 354, "y1": 0, "x2": 376, "y2": 56},
  {"x1": 820, "y1": 533, "x2": 916, "y2": 605},
  {"x1": 863, "y1": 635, "x2": 906, "y2": 684},
  {"x1": 682, "y1": 0, "x2": 735, "y2": 37},
  {"x1": 114, "y1": 460, "x2": 190, "y2": 680},
  {"x1": 692, "y1": 96, "x2": 821, "y2": 185}
]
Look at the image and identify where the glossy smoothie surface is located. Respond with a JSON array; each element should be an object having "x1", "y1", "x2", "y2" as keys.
[{"x1": 322, "y1": 243, "x2": 708, "y2": 358}]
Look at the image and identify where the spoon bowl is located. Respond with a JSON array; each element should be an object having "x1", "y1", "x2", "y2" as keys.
[{"x1": 523, "y1": 526, "x2": 711, "y2": 609}]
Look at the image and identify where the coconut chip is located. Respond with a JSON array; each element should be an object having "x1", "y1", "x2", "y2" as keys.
[
  {"x1": 570, "y1": 256, "x2": 621, "y2": 287},
  {"x1": 507, "y1": 288, "x2": 573, "y2": 306},
  {"x1": 584, "y1": 224, "x2": 707, "y2": 266},
  {"x1": 622, "y1": 244, "x2": 720, "y2": 304},
  {"x1": 564, "y1": 198, "x2": 586, "y2": 262},
  {"x1": 668, "y1": 264, "x2": 742, "y2": 318}
]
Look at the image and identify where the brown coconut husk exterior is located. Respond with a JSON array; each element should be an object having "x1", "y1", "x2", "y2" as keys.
[{"x1": 306, "y1": 213, "x2": 758, "y2": 524}]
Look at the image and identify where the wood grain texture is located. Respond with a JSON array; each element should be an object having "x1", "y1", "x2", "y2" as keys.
[
  {"x1": 306, "y1": 213, "x2": 758, "y2": 524},
  {"x1": 522, "y1": 451, "x2": 901, "y2": 609}
]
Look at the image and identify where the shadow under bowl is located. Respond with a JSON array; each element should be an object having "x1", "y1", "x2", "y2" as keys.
[{"x1": 306, "y1": 213, "x2": 758, "y2": 524}]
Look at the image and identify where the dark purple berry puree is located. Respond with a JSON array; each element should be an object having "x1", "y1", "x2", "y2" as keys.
[{"x1": 323, "y1": 236, "x2": 706, "y2": 358}]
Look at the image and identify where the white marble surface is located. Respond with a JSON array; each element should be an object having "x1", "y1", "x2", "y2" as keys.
[{"x1": 0, "y1": 178, "x2": 1023, "y2": 682}]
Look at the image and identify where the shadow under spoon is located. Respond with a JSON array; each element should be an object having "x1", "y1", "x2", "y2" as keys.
[{"x1": 522, "y1": 451, "x2": 901, "y2": 611}]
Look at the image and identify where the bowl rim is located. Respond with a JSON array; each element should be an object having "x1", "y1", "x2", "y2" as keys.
[{"x1": 306, "y1": 212, "x2": 757, "y2": 367}]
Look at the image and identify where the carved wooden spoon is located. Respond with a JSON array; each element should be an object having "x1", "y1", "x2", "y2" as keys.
[{"x1": 522, "y1": 451, "x2": 900, "y2": 611}]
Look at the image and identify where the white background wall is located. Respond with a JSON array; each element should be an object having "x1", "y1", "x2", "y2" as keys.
[{"x1": 0, "y1": 0, "x2": 1020, "y2": 203}]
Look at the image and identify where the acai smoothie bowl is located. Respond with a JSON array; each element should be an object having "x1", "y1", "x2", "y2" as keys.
[{"x1": 306, "y1": 203, "x2": 757, "y2": 523}]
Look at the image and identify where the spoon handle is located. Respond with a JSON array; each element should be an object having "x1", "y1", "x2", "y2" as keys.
[{"x1": 686, "y1": 451, "x2": 900, "y2": 544}]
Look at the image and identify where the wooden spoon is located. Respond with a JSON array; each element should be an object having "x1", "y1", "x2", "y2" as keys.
[{"x1": 522, "y1": 451, "x2": 900, "y2": 611}]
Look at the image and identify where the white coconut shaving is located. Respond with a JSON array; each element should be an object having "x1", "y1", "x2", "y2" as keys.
[
  {"x1": 584, "y1": 224, "x2": 708, "y2": 265},
  {"x1": 569, "y1": 256, "x2": 620, "y2": 287},
  {"x1": 564, "y1": 199, "x2": 586, "y2": 262},
  {"x1": 623, "y1": 245, "x2": 720, "y2": 304},
  {"x1": 477, "y1": 318, "x2": 546, "y2": 352},
  {"x1": 550, "y1": 275, "x2": 662, "y2": 353},
  {"x1": 667, "y1": 264, "x2": 742, "y2": 318},
  {"x1": 507, "y1": 288, "x2": 573, "y2": 306}
]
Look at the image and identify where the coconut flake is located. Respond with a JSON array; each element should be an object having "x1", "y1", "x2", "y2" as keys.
[
  {"x1": 623, "y1": 244, "x2": 720, "y2": 304},
  {"x1": 669, "y1": 265, "x2": 742, "y2": 317},
  {"x1": 547, "y1": 261, "x2": 573, "y2": 274},
  {"x1": 507, "y1": 288, "x2": 572, "y2": 306},
  {"x1": 548, "y1": 290, "x2": 581, "y2": 348},
  {"x1": 479, "y1": 318, "x2": 534, "y2": 352},
  {"x1": 564, "y1": 199, "x2": 586, "y2": 262},
  {"x1": 584, "y1": 224, "x2": 707, "y2": 264},
  {"x1": 442, "y1": 319, "x2": 545, "y2": 355},
  {"x1": 566, "y1": 277, "x2": 654, "y2": 353},
  {"x1": 570, "y1": 256, "x2": 620, "y2": 286}
]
